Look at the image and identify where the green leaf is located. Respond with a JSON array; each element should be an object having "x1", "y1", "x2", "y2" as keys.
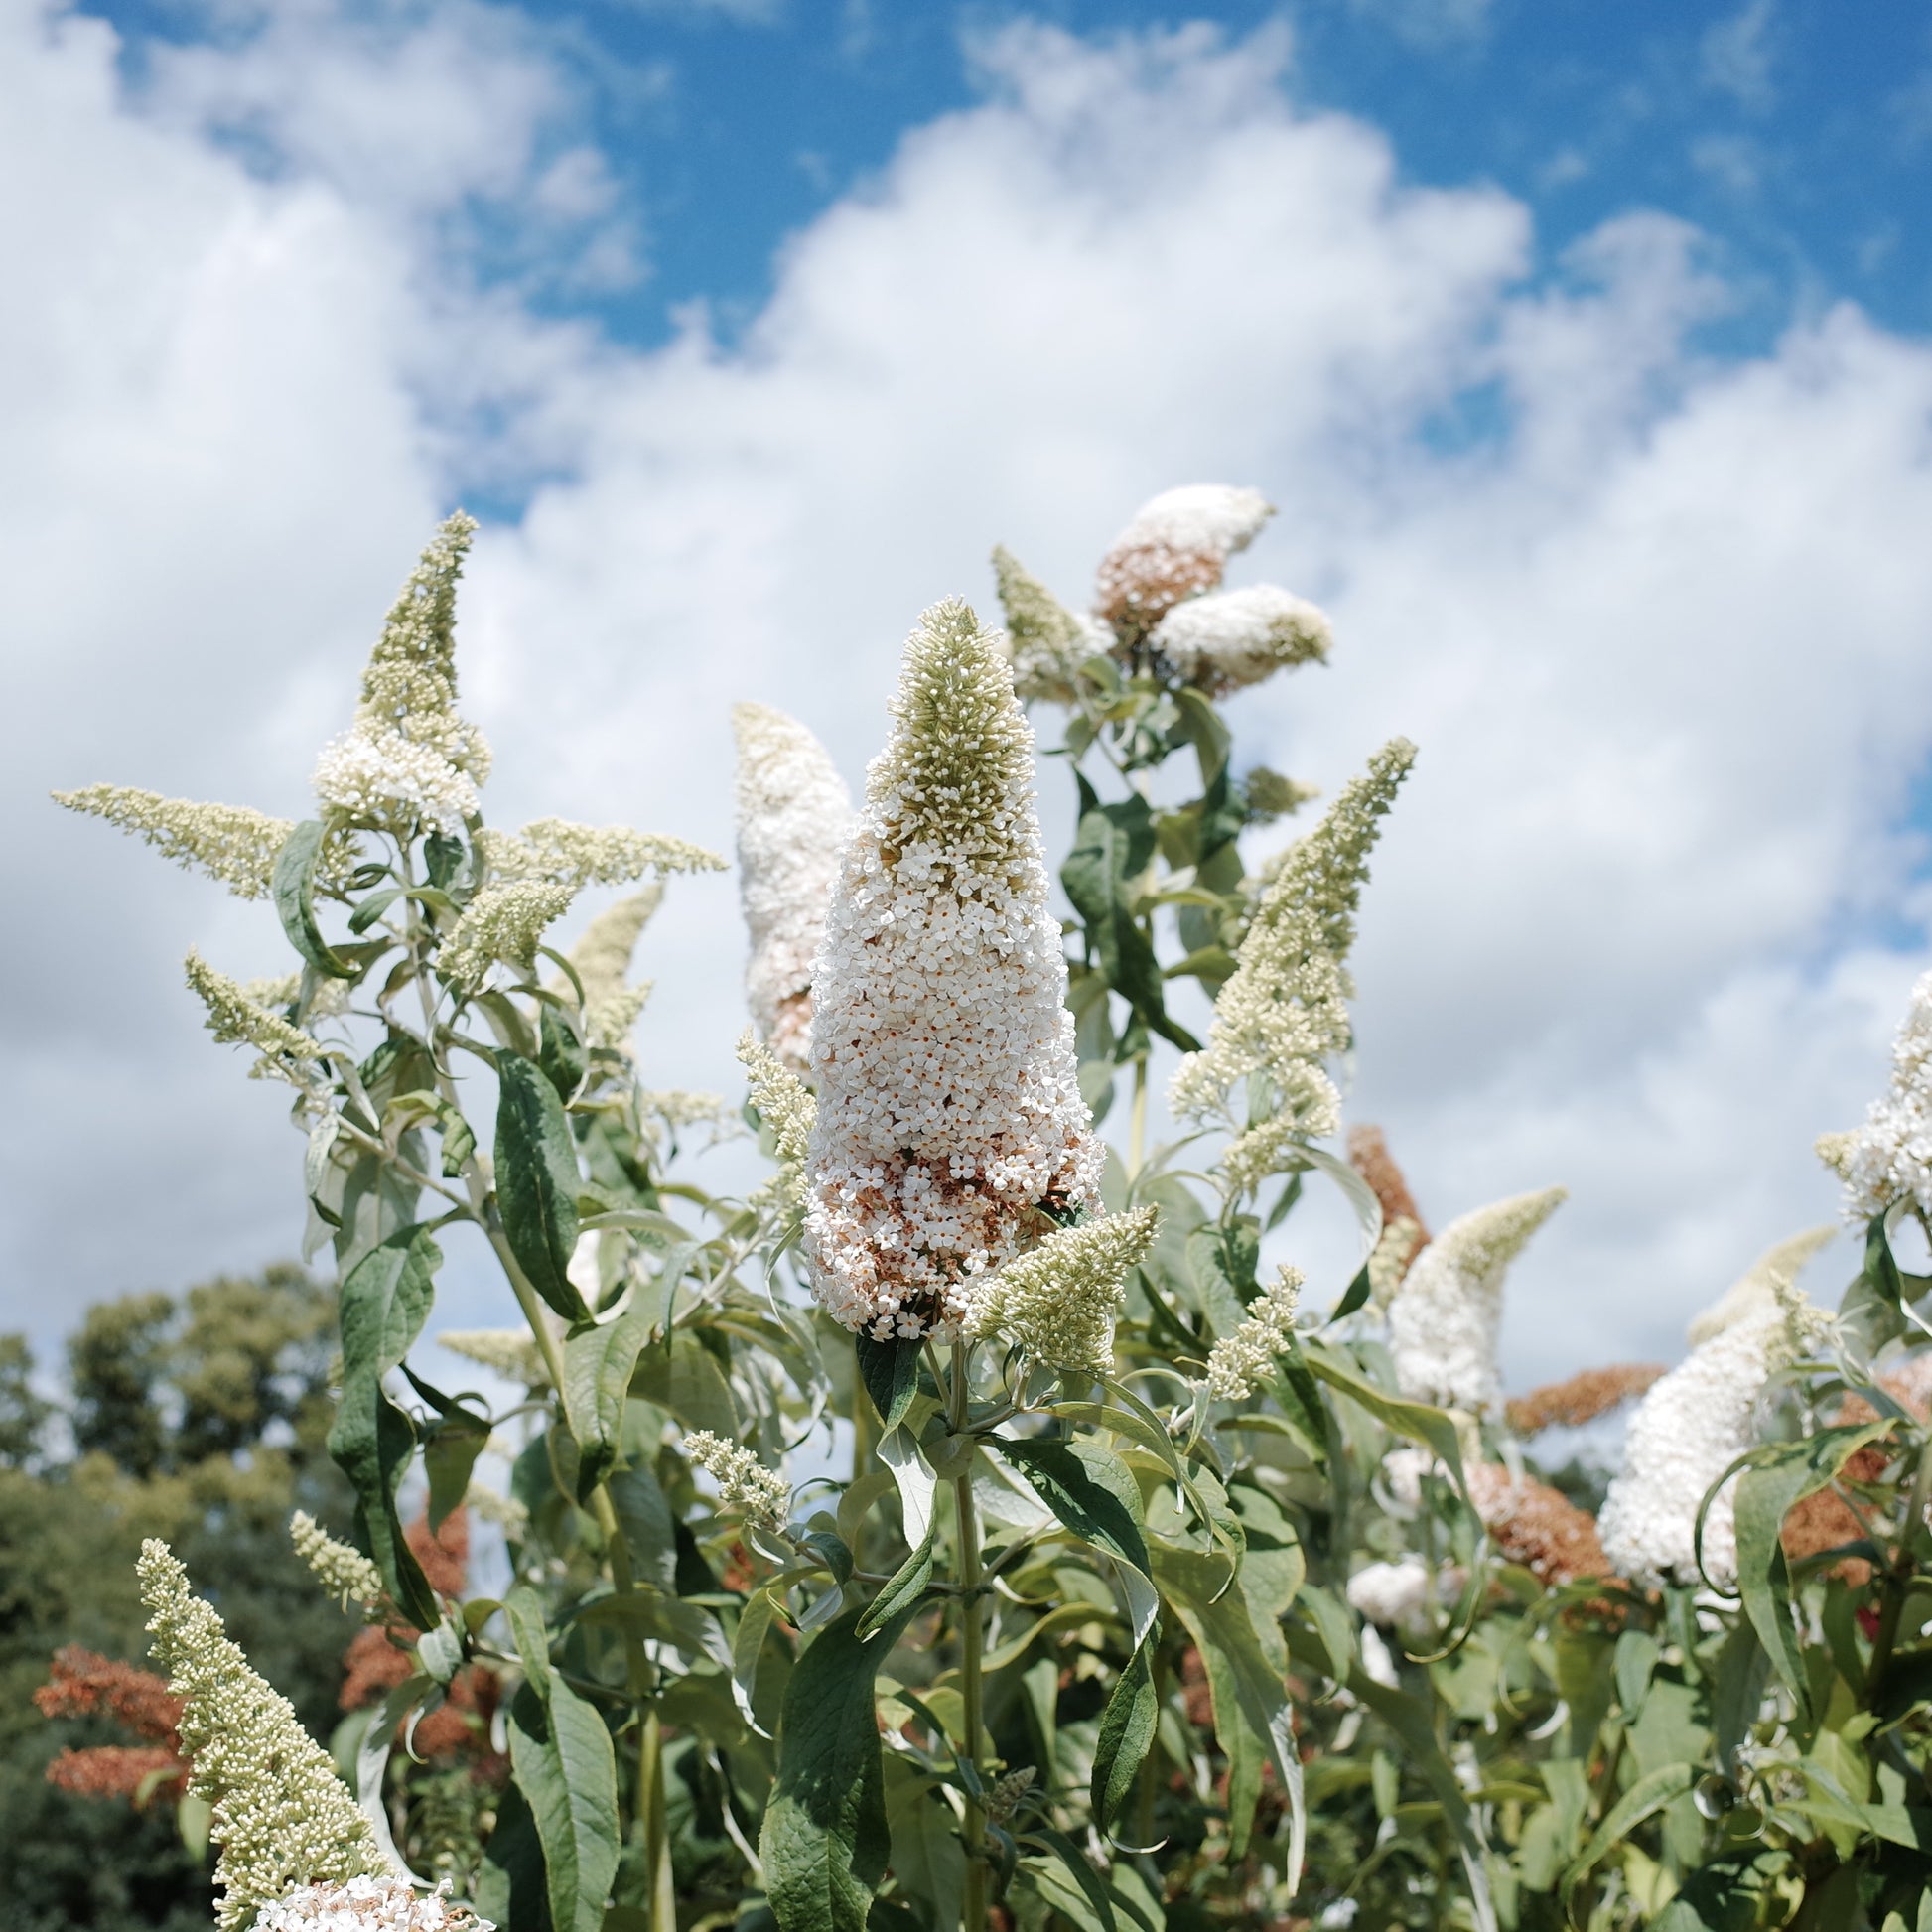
[
  {"x1": 857, "y1": 1515, "x2": 937, "y2": 1639},
  {"x1": 607, "y1": 1461, "x2": 677, "y2": 1593},
  {"x1": 1728, "y1": 1422, "x2": 1894, "y2": 1717},
  {"x1": 494, "y1": 1054, "x2": 590, "y2": 1321},
  {"x1": 1154, "y1": 1544, "x2": 1303, "y2": 1878},
  {"x1": 631, "y1": 1331, "x2": 739, "y2": 1437},
  {"x1": 327, "y1": 1225, "x2": 442, "y2": 1629},
  {"x1": 540, "y1": 1001, "x2": 588, "y2": 1103},
  {"x1": 1302, "y1": 1341, "x2": 1466, "y2": 1500},
  {"x1": 989, "y1": 1437, "x2": 1151, "y2": 1577},
  {"x1": 505, "y1": 1586, "x2": 621, "y2": 1932},
  {"x1": 273, "y1": 819, "x2": 356, "y2": 977},
  {"x1": 424, "y1": 1407, "x2": 491, "y2": 1533},
  {"x1": 1061, "y1": 780, "x2": 1198, "y2": 1053},
  {"x1": 1328, "y1": 1264, "x2": 1372, "y2": 1324},
  {"x1": 1091, "y1": 1632, "x2": 1158, "y2": 1834},
  {"x1": 1562, "y1": 1762, "x2": 1696, "y2": 1914},
  {"x1": 854, "y1": 1332, "x2": 922, "y2": 1432},
  {"x1": 475, "y1": 1779, "x2": 551, "y2": 1931},
  {"x1": 762, "y1": 1603, "x2": 918, "y2": 1932},
  {"x1": 561, "y1": 1296, "x2": 658, "y2": 1501}
]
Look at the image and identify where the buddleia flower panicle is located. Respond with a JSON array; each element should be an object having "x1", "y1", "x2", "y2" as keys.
[
  {"x1": 738, "y1": 1032, "x2": 816, "y2": 1219},
  {"x1": 1346, "y1": 1557, "x2": 1453, "y2": 1635},
  {"x1": 803, "y1": 600, "x2": 1103, "y2": 1342},
  {"x1": 965, "y1": 1206, "x2": 1160, "y2": 1378},
  {"x1": 1597, "y1": 1292, "x2": 1826, "y2": 1589},
  {"x1": 1243, "y1": 767, "x2": 1319, "y2": 824},
  {"x1": 1094, "y1": 483, "x2": 1273, "y2": 644},
  {"x1": 312, "y1": 514, "x2": 490, "y2": 837},
  {"x1": 557, "y1": 886, "x2": 660, "y2": 1052},
  {"x1": 1387, "y1": 1187, "x2": 1567, "y2": 1413},
  {"x1": 463, "y1": 1482, "x2": 531, "y2": 1539},
  {"x1": 1170, "y1": 741, "x2": 1416, "y2": 1192},
  {"x1": 289, "y1": 1510, "x2": 384, "y2": 1611},
  {"x1": 1503, "y1": 1363, "x2": 1665, "y2": 1436},
  {"x1": 991, "y1": 547, "x2": 1107, "y2": 704},
  {"x1": 244, "y1": 973, "x2": 351, "y2": 1024},
  {"x1": 480, "y1": 818, "x2": 724, "y2": 891},
  {"x1": 257, "y1": 1877, "x2": 491, "y2": 1931},
  {"x1": 1148, "y1": 584, "x2": 1332, "y2": 697},
  {"x1": 53, "y1": 786, "x2": 293, "y2": 899},
  {"x1": 1828, "y1": 969, "x2": 1932, "y2": 1224},
  {"x1": 732, "y1": 703, "x2": 853, "y2": 1071},
  {"x1": 185, "y1": 949, "x2": 326, "y2": 1085},
  {"x1": 1347, "y1": 1124, "x2": 1430, "y2": 1307},
  {"x1": 438, "y1": 1329, "x2": 550, "y2": 1387},
  {"x1": 437, "y1": 880, "x2": 575, "y2": 989},
  {"x1": 1464, "y1": 1465, "x2": 1611, "y2": 1587},
  {"x1": 1687, "y1": 1224, "x2": 1836, "y2": 1346},
  {"x1": 1205, "y1": 1266, "x2": 1306, "y2": 1401},
  {"x1": 685, "y1": 1431, "x2": 790, "y2": 1535},
  {"x1": 138, "y1": 1539, "x2": 385, "y2": 1929}
]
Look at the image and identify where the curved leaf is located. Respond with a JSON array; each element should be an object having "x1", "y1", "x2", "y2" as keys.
[
  {"x1": 1562, "y1": 1762, "x2": 1697, "y2": 1914},
  {"x1": 494, "y1": 1055, "x2": 590, "y2": 1321},
  {"x1": 273, "y1": 819, "x2": 355, "y2": 978},
  {"x1": 561, "y1": 1296, "x2": 658, "y2": 1501}
]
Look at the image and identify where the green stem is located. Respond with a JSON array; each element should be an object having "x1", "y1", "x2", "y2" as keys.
[
  {"x1": 951, "y1": 1342, "x2": 988, "y2": 1932},
  {"x1": 638, "y1": 1709, "x2": 674, "y2": 1932},
  {"x1": 1128, "y1": 1054, "x2": 1149, "y2": 1177}
]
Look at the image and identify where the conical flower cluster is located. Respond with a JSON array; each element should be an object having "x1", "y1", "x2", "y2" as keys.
[
  {"x1": 138, "y1": 1539, "x2": 385, "y2": 1928},
  {"x1": 53, "y1": 786, "x2": 294, "y2": 899},
  {"x1": 732, "y1": 703, "x2": 854, "y2": 1071},
  {"x1": 1094, "y1": 483, "x2": 1274, "y2": 644},
  {"x1": 1147, "y1": 584, "x2": 1331, "y2": 697},
  {"x1": 561, "y1": 886, "x2": 660, "y2": 1051},
  {"x1": 312, "y1": 514, "x2": 491, "y2": 837},
  {"x1": 802, "y1": 601, "x2": 1102, "y2": 1341},
  {"x1": 1205, "y1": 1266, "x2": 1306, "y2": 1401},
  {"x1": 966, "y1": 1206, "x2": 1160, "y2": 1377},
  {"x1": 289, "y1": 1511, "x2": 384, "y2": 1611},
  {"x1": 184, "y1": 948, "x2": 326, "y2": 1085},
  {"x1": 1387, "y1": 1187, "x2": 1567, "y2": 1413},
  {"x1": 1687, "y1": 1224, "x2": 1835, "y2": 1347},
  {"x1": 991, "y1": 547, "x2": 1108, "y2": 704},
  {"x1": 1829, "y1": 969, "x2": 1932, "y2": 1224},
  {"x1": 1597, "y1": 1295, "x2": 1823, "y2": 1588},
  {"x1": 1170, "y1": 741, "x2": 1416, "y2": 1191}
]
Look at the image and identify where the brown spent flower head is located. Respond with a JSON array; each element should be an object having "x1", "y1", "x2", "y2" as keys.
[
  {"x1": 1345, "y1": 1124, "x2": 1429, "y2": 1238},
  {"x1": 1504, "y1": 1363, "x2": 1668, "y2": 1437},
  {"x1": 46, "y1": 1745, "x2": 188, "y2": 1804},
  {"x1": 35, "y1": 1646, "x2": 184, "y2": 1739},
  {"x1": 1465, "y1": 1465, "x2": 1614, "y2": 1587},
  {"x1": 1093, "y1": 483, "x2": 1274, "y2": 645},
  {"x1": 1781, "y1": 1357, "x2": 1932, "y2": 1584}
]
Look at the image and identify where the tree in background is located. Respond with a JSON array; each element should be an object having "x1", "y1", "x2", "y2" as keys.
[{"x1": 0, "y1": 1266, "x2": 358, "y2": 1932}]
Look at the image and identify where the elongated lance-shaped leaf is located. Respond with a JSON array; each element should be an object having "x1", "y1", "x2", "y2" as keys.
[
  {"x1": 494, "y1": 1053, "x2": 590, "y2": 1321},
  {"x1": 762, "y1": 1603, "x2": 918, "y2": 1932},
  {"x1": 327, "y1": 1224, "x2": 442, "y2": 1629},
  {"x1": 854, "y1": 1331, "x2": 923, "y2": 1431},
  {"x1": 504, "y1": 1586, "x2": 620, "y2": 1932},
  {"x1": 273, "y1": 819, "x2": 355, "y2": 977},
  {"x1": 561, "y1": 1293, "x2": 658, "y2": 1501}
]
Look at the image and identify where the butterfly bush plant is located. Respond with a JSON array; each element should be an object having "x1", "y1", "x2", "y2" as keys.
[{"x1": 56, "y1": 486, "x2": 1932, "y2": 1932}]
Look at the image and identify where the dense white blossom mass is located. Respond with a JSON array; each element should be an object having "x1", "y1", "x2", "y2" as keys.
[
  {"x1": 732, "y1": 703, "x2": 854, "y2": 1071},
  {"x1": 257, "y1": 1878, "x2": 490, "y2": 1931},
  {"x1": 1686, "y1": 1224, "x2": 1836, "y2": 1347},
  {"x1": 1597, "y1": 1299, "x2": 1820, "y2": 1588},
  {"x1": 1387, "y1": 1187, "x2": 1568, "y2": 1412},
  {"x1": 1094, "y1": 483, "x2": 1274, "y2": 640},
  {"x1": 802, "y1": 600, "x2": 1102, "y2": 1341},
  {"x1": 1834, "y1": 970, "x2": 1932, "y2": 1224},
  {"x1": 1148, "y1": 584, "x2": 1332, "y2": 696}
]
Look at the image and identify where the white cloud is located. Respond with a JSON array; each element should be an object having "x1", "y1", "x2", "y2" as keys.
[
  {"x1": 5, "y1": 9, "x2": 1932, "y2": 1406},
  {"x1": 1702, "y1": 0, "x2": 1778, "y2": 112}
]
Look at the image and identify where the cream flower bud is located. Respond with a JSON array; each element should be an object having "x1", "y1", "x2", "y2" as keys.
[
  {"x1": 437, "y1": 880, "x2": 576, "y2": 988},
  {"x1": 1171, "y1": 741, "x2": 1415, "y2": 1190},
  {"x1": 1687, "y1": 1224, "x2": 1836, "y2": 1347},
  {"x1": 138, "y1": 1539, "x2": 385, "y2": 1928},
  {"x1": 313, "y1": 730, "x2": 481, "y2": 837},
  {"x1": 732, "y1": 704, "x2": 853, "y2": 1072},
  {"x1": 685, "y1": 1431, "x2": 790, "y2": 1535},
  {"x1": 1094, "y1": 483, "x2": 1274, "y2": 641},
  {"x1": 1388, "y1": 1187, "x2": 1567, "y2": 1413},
  {"x1": 438, "y1": 1328, "x2": 550, "y2": 1387},
  {"x1": 803, "y1": 600, "x2": 1102, "y2": 1342},
  {"x1": 1205, "y1": 1266, "x2": 1305, "y2": 1401},
  {"x1": 289, "y1": 1511, "x2": 384, "y2": 1611},
  {"x1": 53, "y1": 786, "x2": 293, "y2": 900},
  {"x1": 184, "y1": 948, "x2": 326, "y2": 1084},
  {"x1": 481, "y1": 819, "x2": 723, "y2": 891},
  {"x1": 738, "y1": 1032, "x2": 816, "y2": 1220},
  {"x1": 966, "y1": 1206, "x2": 1160, "y2": 1377},
  {"x1": 991, "y1": 547, "x2": 1107, "y2": 704},
  {"x1": 1148, "y1": 584, "x2": 1331, "y2": 696}
]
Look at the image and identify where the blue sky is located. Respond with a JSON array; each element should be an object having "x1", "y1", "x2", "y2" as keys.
[
  {"x1": 88, "y1": 0, "x2": 1932, "y2": 366},
  {"x1": 7, "y1": 0, "x2": 1932, "y2": 1382}
]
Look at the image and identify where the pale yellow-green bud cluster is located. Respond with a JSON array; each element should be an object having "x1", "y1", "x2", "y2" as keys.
[
  {"x1": 480, "y1": 818, "x2": 724, "y2": 892},
  {"x1": 53, "y1": 785, "x2": 293, "y2": 899},
  {"x1": 1365, "y1": 1214, "x2": 1426, "y2": 1312},
  {"x1": 184, "y1": 948, "x2": 326, "y2": 1084},
  {"x1": 965, "y1": 1207, "x2": 1160, "y2": 1378},
  {"x1": 685, "y1": 1431, "x2": 791, "y2": 1535},
  {"x1": 439, "y1": 1328, "x2": 550, "y2": 1387},
  {"x1": 739, "y1": 1033, "x2": 816, "y2": 1220},
  {"x1": 1170, "y1": 740, "x2": 1416, "y2": 1191},
  {"x1": 562, "y1": 887, "x2": 661, "y2": 1051},
  {"x1": 991, "y1": 547, "x2": 1105, "y2": 704},
  {"x1": 438, "y1": 879, "x2": 575, "y2": 988},
  {"x1": 1205, "y1": 1266, "x2": 1305, "y2": 1402},
  {"x1": 138, "y1": 1539, "x2": 386, "y2": 1928},
  {"x1": 289, "y1": 1510, "x2": 384, "y2": 1611}
]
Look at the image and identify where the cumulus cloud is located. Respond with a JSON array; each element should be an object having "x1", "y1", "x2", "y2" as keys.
[{"x1": 6, "y1": 9, "x2": 1931, "y2": 1398}]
